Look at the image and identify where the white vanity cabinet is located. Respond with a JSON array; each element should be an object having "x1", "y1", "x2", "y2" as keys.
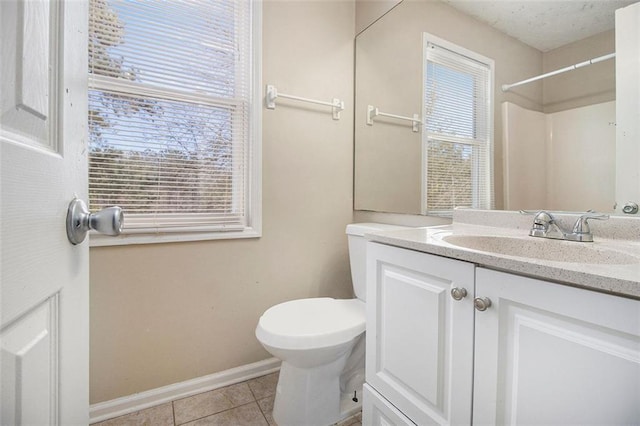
[
  {"x1": 473, "y1": 267, "x2": 640, "y2": 424},
  {"x1": 364, "y1": 242, "x2": 640, "y2": 425},
  {"x1": 364, "y1": 242, "x2": 475, "y2": 425}
]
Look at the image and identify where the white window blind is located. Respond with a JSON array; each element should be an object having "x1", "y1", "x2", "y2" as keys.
[
  {"x1": 88, "y1": 0, "x2": 256, "y2": 235},
  {"x1": 423, "y1": 36, "x2": 493, "y2": 216}
]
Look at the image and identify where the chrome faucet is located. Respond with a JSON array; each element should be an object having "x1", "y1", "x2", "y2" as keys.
[
  {"x1": 529, "y1": 211, "x2": 565, "y2": 240},
  {"x1": 529, "y1": 211, "x2": 609, "y2": 242}
]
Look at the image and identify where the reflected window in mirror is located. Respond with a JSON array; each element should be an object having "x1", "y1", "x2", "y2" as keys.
[{"x1": 423, "y1": 34, "x2": 494, "y2": 216}]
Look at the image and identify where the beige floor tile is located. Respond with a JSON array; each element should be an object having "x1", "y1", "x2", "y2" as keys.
[
  {"x1": 336, "y1": 413, "x2": 361, "y2": 426},
  {"x1": 173, "y1": 382, "x2": 254, "y2": 425},
  {"x1": 256, "y1": 395, "x2": 276, "y2": 426},
  {"x1": 183, "y1": 402, "x2": 268, "y2": 426},
  {"x1": 247, "y1": 372, "x2": 279, "y2": 400},
  {"x1": 91, "y1": 402, "x2": 174, "y2": 426}
]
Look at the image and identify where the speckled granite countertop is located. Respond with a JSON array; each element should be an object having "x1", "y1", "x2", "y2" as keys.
[{"x1": 365, "y1": 210, "x2": 640, "y2": 300}]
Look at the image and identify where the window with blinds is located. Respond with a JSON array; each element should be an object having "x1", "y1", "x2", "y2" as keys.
[
  {"x1": 423, "y1": 34, "x2": 494, "y2": 216},
  {"x1": 88, "y1": 0, "x2": 260, "y2": 242}
]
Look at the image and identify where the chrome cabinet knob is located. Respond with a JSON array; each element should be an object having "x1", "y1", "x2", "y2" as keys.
[
  {"x1": 451, "y1": 287, "x2": 467, "y2": 301},
  {"x1": 66, "y1": 198, "x2": 124, "y2": 245},
  {"x1": 474, "y1": 297, "x2": 492, "y2": 311}
]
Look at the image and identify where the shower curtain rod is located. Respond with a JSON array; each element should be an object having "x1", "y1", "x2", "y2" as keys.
[{"x1": 501, "y1": 52, "x2": 615, "y2": 92}]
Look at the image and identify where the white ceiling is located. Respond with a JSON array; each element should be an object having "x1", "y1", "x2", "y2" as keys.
[{"x1": 443, "y1": 0, "x2": 638, "y2": 52}]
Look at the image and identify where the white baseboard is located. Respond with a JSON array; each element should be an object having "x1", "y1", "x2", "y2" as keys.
[{"x1": 89, "y1": 357, "x2": 281, "y2": 424}]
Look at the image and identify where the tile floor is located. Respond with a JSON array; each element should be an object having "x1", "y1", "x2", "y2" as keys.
[{"x1": 92, "y1": 372, "x2": 362, "y2": 426}]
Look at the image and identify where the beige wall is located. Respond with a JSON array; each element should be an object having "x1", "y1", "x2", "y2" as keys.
[
  {"x1": 354, "y1": 0, "x2": 543, "y2": 214},
  {"x1": 89, "y1": 0, "x2": 356, "y2": 404},
  {"x1": 542, "y1": 30, "x2": 615, "y2": 114},
  {"x1": 355, "y1": 0, "x2": 400, "y2": 34}
]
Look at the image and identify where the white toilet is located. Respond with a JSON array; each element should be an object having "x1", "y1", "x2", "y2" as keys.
[{"x1": 255, "y1": 223, "x2": 404, "y2": 426}]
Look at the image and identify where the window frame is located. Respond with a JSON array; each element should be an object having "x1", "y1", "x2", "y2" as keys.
[
  {"x1": 89, "y1": 0, "x2": 262, "y2": 247},
  {"x1": 421, "y1": 32, "x2": 494, "y2": 217}
]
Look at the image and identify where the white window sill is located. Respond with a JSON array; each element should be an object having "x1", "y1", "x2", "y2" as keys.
[{"x1": 89, "y1": 227, "x2": 261, "y2": 247}]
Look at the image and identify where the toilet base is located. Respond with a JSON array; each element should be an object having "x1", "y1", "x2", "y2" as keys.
[
  {"x1": 339, "y1": 381, "x2": 363, "y2": 420},
  {"x1": 272, "y1": 353, "x2": 346, "y2": 426}
]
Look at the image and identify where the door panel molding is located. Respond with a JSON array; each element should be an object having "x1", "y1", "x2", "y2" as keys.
[
  {"x1": 1, "y1": 0, "x2": 60, "y2": 152},
  {"x1": 1, "y1": 294, "x2": 59, "y2": 425}
]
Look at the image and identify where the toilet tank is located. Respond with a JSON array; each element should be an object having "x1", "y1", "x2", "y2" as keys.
[{"x1": 346, "y1": 223, "x2": 407, "y2": 301}]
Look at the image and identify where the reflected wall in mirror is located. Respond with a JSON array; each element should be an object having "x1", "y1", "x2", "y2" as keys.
[{"x1": 354, "y1": 0, "x2": 633, "y2": 216}]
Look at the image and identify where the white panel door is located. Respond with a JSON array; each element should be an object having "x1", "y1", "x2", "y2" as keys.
[
  {"x1": 1, "y1": 0, "x2": 89, "y2": 424},
  {"x1": 366, "y1": 242, "x2": 475, "y2": 425},
  {"x1": 474, "y1": 268, "x2": 640, "y2": 425}
]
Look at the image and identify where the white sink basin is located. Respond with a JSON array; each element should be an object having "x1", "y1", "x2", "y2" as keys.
[{"x1": 442, "y1": 235, "x2": 640, "y2": 265}]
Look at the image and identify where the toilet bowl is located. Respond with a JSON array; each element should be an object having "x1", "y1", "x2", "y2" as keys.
[
  {"x1": 256, "y1": 298, "x2": 365, "y2": 426},
  {"x1": 255, "y1": 223, "x2": 406, "y2": 426}
]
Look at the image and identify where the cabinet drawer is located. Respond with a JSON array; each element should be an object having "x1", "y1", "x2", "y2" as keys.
[{"x1": 363, "y1": 384, "x2": 415, "y2": 426}]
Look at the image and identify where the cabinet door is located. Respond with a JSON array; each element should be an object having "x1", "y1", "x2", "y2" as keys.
[
  {"x1": 474, "y1": 268, "x2": 640, "y2": 425},
  {"x1": 366, "y1": 242, "x2": 475, "y2": 425}
]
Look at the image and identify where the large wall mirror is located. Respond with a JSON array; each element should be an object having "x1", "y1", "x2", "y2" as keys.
[{"x1": 354, "y1": 0, "x2": 638, "y2": 216}]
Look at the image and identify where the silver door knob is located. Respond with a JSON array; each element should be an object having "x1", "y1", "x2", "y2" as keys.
[
  {"x1": 66, "y1": 198, "x2": 123, "y2": 245},
  {"x1": 474, "y1": 297, "x2": 492, "y2": 311},
  {"x1": 451, "y1": 287, "x2": 467, "y2": 301}
]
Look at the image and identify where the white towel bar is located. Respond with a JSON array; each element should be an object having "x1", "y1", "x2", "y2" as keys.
[
  {"x1": 366, "y1": 105, "x2": 421, "y2": 132},
  {"x1": 265, "y1": 85, "x2": 344, "y2": 120}
]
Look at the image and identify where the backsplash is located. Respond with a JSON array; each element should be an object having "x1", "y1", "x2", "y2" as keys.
[{"x1": 453, "y1": 208, "x2": 640, "y2": 241}]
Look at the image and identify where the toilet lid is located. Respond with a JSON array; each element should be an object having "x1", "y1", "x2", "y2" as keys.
[{"x1": 256, "y1": 298, "x2": 365, "y2": 350}]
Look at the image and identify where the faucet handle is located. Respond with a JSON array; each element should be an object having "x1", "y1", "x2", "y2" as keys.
[
  {"x1": 569, "y1": 213, "x2": 609, "y2": 242},
  {"x1": 573, "y1": 212, "x2": 609, "y2": 232}
]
